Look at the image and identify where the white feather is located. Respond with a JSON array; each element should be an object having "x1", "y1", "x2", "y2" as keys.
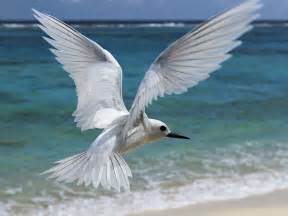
[
  {"x1": 33, "y1": 9, "x2": 128, "y2": 131},
  {"x1": 42, "y1": 121, "x2": 132, "y2": 192},
  {"x1": 126, "y1": 0, "x2": 262, "y2": 128}
]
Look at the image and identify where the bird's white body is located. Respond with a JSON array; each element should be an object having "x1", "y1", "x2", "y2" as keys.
[
  {"x1": 118, "y1": 118, "x2": 170, "y2": 153},
  {"x1": 34, "y1": 0, "x2": 262, "y2": 192}
]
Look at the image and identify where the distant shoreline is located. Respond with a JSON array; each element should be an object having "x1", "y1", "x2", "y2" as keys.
[{"x1": 1, "y1": 20, "x2": 287, "y2": 29}]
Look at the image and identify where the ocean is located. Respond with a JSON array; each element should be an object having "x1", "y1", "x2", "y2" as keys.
[{"x1": 1, "y1": 22, "x2": 288, "y2": 215}]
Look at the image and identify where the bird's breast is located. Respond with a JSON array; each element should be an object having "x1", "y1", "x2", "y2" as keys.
[{"x1": 118, "y1": 129, "x2": 149, "y2": 154}]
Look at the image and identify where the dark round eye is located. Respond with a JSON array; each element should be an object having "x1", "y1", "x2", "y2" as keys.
[{"x1": 160, "y1": 126, "x2": 167, "y2": 131}]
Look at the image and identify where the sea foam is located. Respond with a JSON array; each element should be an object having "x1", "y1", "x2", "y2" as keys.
[{"x1": 13, "y1": 172, "x2": 288, "y2": 216}]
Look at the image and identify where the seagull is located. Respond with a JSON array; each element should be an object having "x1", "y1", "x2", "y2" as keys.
[{"x1": 33, "y1": 0, "x2": 261, "y2": 192}]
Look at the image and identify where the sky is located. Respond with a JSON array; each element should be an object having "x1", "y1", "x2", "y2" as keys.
[{"x1": 1, "y1": 0, "x2": 287, "y2": 21}]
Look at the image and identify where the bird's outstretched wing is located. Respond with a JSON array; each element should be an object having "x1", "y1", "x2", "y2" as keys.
[
  {"x1": 126, "y1": 0, "x2": 261, "y2": 129},
  {"x1": 33, "y1": 9, "x2": 128, "y2": 131}
]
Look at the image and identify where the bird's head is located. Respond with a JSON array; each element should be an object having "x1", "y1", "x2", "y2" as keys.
[{"x1": 147, "y1": 119, "x2": 190, "y2": 142}]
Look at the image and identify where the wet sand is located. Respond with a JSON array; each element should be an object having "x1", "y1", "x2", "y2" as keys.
[{"x1": 132, "y1": 190, "x2": 288, "y2": 216}]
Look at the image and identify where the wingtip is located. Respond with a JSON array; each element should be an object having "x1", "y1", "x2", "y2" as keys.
[
  {"x1": 254, "y1": 0, "x2": 263, "y2": 10},
  {"x1": 39, "y1": 168, "x2": 51, "y2": 176},
  {"x1": 32, "y1": 8, "x2": 41, "y2": 20},
  {"x1": 247, "y1": 0, "x2": 263, "y2": 10},
  {"x1": 245, "y1": 0, "x2": 261, "y2": 4},
  {"x1": 32, "y1": 8, "x2": 48, "y2": 20},
  {"x1": 240, "y1": 0, "x2": 262, "y2": 10},
  {"x1": 240, "y1": 0, "x2": 263, "y2": 21},
  {"x1": 31, "y1": 8, "x2": 40, "y2": 16}
]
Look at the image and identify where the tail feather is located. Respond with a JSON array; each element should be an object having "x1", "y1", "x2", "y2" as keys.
[
  {"x1": 51, "y1": 153, "x2": 87, "y2": 182},
  {"x1": 115, "y1": 153, "x2": 132, "y2": 177},
  {"x1": 42, "y1": 151, "x2": 132, "y2": 192}
]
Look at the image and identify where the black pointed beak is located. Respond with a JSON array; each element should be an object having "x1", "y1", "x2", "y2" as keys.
[{"x1": 166, "y1": 132, "x2": 190, "y2": 139}]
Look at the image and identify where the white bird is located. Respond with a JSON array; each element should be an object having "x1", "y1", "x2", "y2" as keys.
[{"x1": 33, "y1": 0, "x2": 261, "y2": 192}]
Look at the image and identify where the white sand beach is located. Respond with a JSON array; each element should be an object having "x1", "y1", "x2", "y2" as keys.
[{"x1": 132, "y1": 190, "x2": 288, "y2": 216}]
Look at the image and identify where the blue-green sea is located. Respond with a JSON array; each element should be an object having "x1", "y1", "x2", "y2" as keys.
[{"x1": 1, "y1": 22, "x2": 288, "y2": 215}]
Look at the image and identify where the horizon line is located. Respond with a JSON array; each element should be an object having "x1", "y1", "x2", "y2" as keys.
[{"x1": 1, "y1": 19, "x2": 288, "y2": 24}]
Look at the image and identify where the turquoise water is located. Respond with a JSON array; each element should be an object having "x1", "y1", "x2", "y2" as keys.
[{"x1": 1, "y1": 23, "x2": 288, "y2": 215}]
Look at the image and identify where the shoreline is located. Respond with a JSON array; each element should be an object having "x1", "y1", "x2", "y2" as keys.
[{"x1": 131, "y1": 189, "x2": 288, "y2": 216}]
